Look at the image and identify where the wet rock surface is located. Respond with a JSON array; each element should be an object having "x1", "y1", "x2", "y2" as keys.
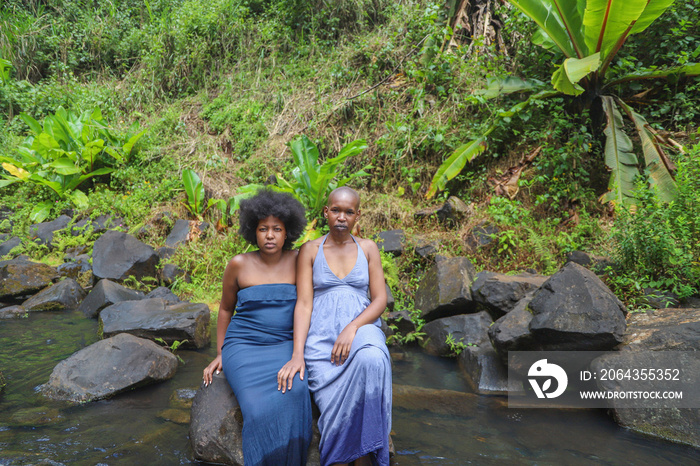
[
  {"x1": 22, "y1": 279, "x2": 86, "y2": 312},
  {"x1": 78, "y1": 279, "x2": 145, "y2": 318},
  {"x1": 0, "y1": 305, "x2": 27, "y2": 319},
  {"x1": 100, "y1": 298, "x2": 210, "y2": 348},
  {"x1": 422, "y1": 312, "x2": 492, "y2": 358},
  {"x1": 415, "y1": 256, "x2": 477, "y2": 322},
  {"x1": 0, "y1": 258, "x2": 59, "y2": 300},
  {"x1": 528, "y1": 262, "x2": 627, "y2": 351},
  {"x1": 92, "y1": 230, "x2": 159, "y2": 282},
  {"x1": 41, "y1": 333, "x2": 178, "y2": 403}
]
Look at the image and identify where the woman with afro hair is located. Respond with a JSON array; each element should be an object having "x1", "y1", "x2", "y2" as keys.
[{"x1": 203, "y1": 187, "x2": 312, "y2": 465}]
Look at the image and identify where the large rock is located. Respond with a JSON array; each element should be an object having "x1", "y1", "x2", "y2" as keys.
[
  {"x1": 488, "y1": 293, "x2": 537, "y2": 365},
  {"x1": 100, "y1": 298, "x2": 210, "y2": 348},
  {"x1": 22, "y1": 279, "x2": 86, "y2": 312},
  {"x1": 375, "y1": 229, "x2": 405, "y2": 257},
  {"x1": 415, "y1": 256, "x2": 477, "y2": 322},
  {"x1": 92, "y1": 230, "x2": 159, "y2": 282},
  {"x1": 458, "y1": 338, "x2": 511, "y2": 396},
  {"x1": 165, "y1": 219, "x2": 192, "y2": 248},
  {"x1": 0, "y1": 305, "x2": 27, "y2": 319},
  {"x1": 471, "y1": 271, "x2": 547, "y2": 319},
  {"x1": 528, "y1": 262, "x2": 627, "y2": 351},
  {"x1": 0, "y1": 236, "x2": 21, "y2": 257},
  {"x1": 0, "y1": 258, "x2": 59, "y2": 300},
  {"x1": 29, "y1": 215, "x2": 71, "y2": 246},
  {"x1": 190, "y1": 372, "x2": 321, "y2": 466},
  {"x1": 413, "y1": 235, "x2": 439, "y2": 259},
  {"x1": 592, "y1": 308, "x2": 700, "y2": 447},
  {"x1": 147, "y1": 286, "x2": 181, "y2": 304},
  {"x1": 465, "y1": 221, "x2": 499, "y2": 251},
  {"x1": 161, "y1": 263, "x2": 190, "y2": 286},
  {"x1": 78, "y1": 279, "x2": 145, "y2": 318},
  {"x1": 437, "y1": 196, "x2": 472, "y2": 226},
  {"x1": 41, "y1": 333, "x2": 178, "y2": 402},
  {"x1": 422, "y1": 312, "x2": 492, "y2": 357}
]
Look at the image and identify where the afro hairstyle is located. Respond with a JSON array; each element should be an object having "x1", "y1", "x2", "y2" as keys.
[{"x1": 238, "y1": 188, "x2": 307, "y2": 249}]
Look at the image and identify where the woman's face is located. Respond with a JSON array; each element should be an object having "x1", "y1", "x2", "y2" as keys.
[
  {"x1": 256, "y1": 215, "x2": 286, "y2": 253},
  {"x1": 324, "y1": 192, "x2": 360, "y2": 234}
]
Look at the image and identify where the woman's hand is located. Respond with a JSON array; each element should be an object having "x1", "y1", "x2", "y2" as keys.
[
  {"x1": 203, "y1": 355, "x2": 223, "y2": 387},
  {"x1": 331, "y1": 324, "x2": 358, "y2": 366},
  {"x1": 277, "y1": 355, "x2": 305, "y2": 394}
]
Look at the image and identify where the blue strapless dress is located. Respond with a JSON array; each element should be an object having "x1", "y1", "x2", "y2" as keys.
[
  {"x1": 222, "y1": 283, "x2": 312, "y2": 465},
  {"x1": 305, "y1": 236, "x2": 392, "y2": 466}
]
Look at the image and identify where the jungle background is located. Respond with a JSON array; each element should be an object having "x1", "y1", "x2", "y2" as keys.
[{"x1": 1, "y1": 0, "x2": 699, "y2": 334}]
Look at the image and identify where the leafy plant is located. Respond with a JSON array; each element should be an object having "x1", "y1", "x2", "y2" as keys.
[
  {"x1": 181, "y1": 169, "x2": 226, "y2": 221},
  {"x1": 428, "y1": 0, "x2": 700, "y2": 206},
  {"x1": 155, "y1": 337, "x2": 188, "y2": 364},
  {"x1": 0, "y1": 106, "x2": 146, "y2": 221},
  {"x1": 445, "y1": 333, "x2": 475, "y2": 357},
  {"x1": 277, "y1": 135, "x2": 371, "y2": 218}
]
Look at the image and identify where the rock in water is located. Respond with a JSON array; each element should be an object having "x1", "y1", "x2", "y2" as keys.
[
  {"x1": 100, "y1": 298, "x2": 210, "y2": 348},
  {"x1": 528, "y1": 262, "x2": 627, "y2": 351},
  {"x1": 422, "y1": 312, "x2": 492, "y2": 357},
  {"x1": 92, "y1": 230, "x2": 159, "y2": 282},
  {"x1": 22, "y1": 279, "x2": 86, "y2": 312},
  {"x1": 0, "y1": 258, "x2": 59, "y2": 300},
  {"x1": 471, "y1": 271, "x2": 547, "y2": 319},
  {"x1": 415, "y1": 256, "x2": 477, "y2": 322},
  {"x1": 592, "y1": 308, "x2": 700, "y2": 447},
  {"x1": 78, "y1": 279, "x2": 145, "y2": 318},
  {"x1": 42, "y1": 333, "x2": 178, "y2": 402}
]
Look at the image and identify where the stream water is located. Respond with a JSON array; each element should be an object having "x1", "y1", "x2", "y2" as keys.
[{"x1": 1, "y1": 309, "x2": 699, "y2": 465}]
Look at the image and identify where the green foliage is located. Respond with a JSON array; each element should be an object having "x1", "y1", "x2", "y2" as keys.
[
  {"x1": 181, "y1": 169, "x2": 225, "y2": 220},
  {"x1": 610, "y1": 147, "x2": 700, "y2": 299},
  {"x1": 379, "y1": 250, "x2": 400, "y2": 290},
  {"x1": 429, "y1": 0, "x2": 699, "y2": 205},
  {"x1": 444, "y1": 333, "x2": 475, "y2": 357},
  {"x1": 277, "y1": 135, "x2": 370, "y2": 218},
  {"x1": 0, "y1": 106, "x2": 145, "y2": 221},
  {"x1": 155, "y1": 337, "x2": 188, "y2": 364}
]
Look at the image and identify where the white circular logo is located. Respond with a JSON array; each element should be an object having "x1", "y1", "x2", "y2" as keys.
[{"x1": 528, "y1": 359, "x2": 568, "y2": 399}]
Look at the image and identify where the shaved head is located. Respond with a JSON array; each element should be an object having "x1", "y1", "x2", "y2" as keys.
[{"x1": 328, "y1": 186, "x2": 360, "y2": 209}]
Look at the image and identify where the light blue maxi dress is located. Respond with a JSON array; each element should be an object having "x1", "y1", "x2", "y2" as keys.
[
  {"x1": 222, "y1": 283, "x2": 313, "y2": 465},
  {"x1": 305, "y1": 235, "x2": 392, "y2": 466}
]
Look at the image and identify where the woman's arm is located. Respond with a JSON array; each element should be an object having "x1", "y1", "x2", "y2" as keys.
[
  {"x1": 331, "y1": 239, "x2": 387, "y2": 365},
  {"x1": 277, "y1": 241, "x2": 315, "y2": 393},
  {"x1": 203, "y1": 255, "x2": 241, "y2": 386}
]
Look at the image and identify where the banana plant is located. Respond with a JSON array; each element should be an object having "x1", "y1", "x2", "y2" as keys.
[
  {"x1": 181, "y1": 169, "x2": 226, "y2": 220},
  {"x1": 428, "y1": 0, "x2": 699, "y2": 206},
  {"x1": 0, "y1": 106, "x2": 146, "y2": 221}
]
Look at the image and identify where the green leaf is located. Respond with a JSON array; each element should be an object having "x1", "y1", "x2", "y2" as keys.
[
  {"x1": 617, "y1": 99, "x2": 677, "y2": 203},
  {"x1": 583, "y1": 0, "x2": 646, "y2": 58},
  {"x1": 551, "y1": 53, "x2": 601, "y2": 95},
  {"x1": 68, "y1": 190, "x2": 89, "y2": 209},
  {"x1": 477, "y1": 76, "x2": 545, "y2": 99},
  {"x1": 19, "y1": 113, "x2": 42, "y2": 136},
  {"x1": 49, "y1": 158, "x2": 81, "y2": 176},
  {"x1": 426, "y1": 137, "x2": 487, "y2": 199},
  {"x1": 629, "y1": 0, "x2": 675, "y2": 35},
  {"x1": 122, "y1": 128, "x2": 147, "y2": 159},
  {"x1": 30, "y1": 201, "x2": 53, "y2": 223},
  {"x1": 599, "y1": 96, "x2": 639, "y2": 206},
  {"x1": 182, "y1": 169, "x2": 205, "y2": 216},
  {"x1": 509, "y1": 0, "x2": 587, "y2": 58},
  {"x1": 606, "y1": 62, "x2": 700, "y2": 88}
]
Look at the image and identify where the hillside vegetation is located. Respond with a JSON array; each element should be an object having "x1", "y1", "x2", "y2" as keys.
[{"x1": 1, "y1": 0, "x2": 699, "y2": 315}]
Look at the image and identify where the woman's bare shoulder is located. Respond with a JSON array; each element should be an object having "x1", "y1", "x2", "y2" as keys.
[{"x1": 356, "y1": 237, "x2": 379, "y2": 253}]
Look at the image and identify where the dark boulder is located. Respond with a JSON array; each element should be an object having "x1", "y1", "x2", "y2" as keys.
[
  {"x1": 415, "y1": 256, "x2": 477, "y2": 322},
  {"x1": 63, "y1": 245, "x2": 89, "y2": 261},
  {"x1": 465, "y1": 221, "x2": 499, "y2": 251},
  {"x1": 458, "y1": 339, "x2": 512, "y2": 396},
  {"x1": 157, "y1": 246, "x2": 177, "y2": 260},
  {"x1": 41, "y1": 333, "x2": 178, "y2": 403},
  {"x1": 565, "y1": 250, "x2": 592, "y2": 267},
  {"x1": 437, "y1": 196, "x2": 472, "y2": 227},
  {"x1": 100, "y1": 298, "x2": 210, "y2": 348},
  {"x1": 385, "y1": 310, "x2": 415, "y2": 336},
  {"x1": 422, "y1": 312, "x2": 492, "y2": 357},
  {"x1": 147, "y1": 286, "x2": 181, "y2": 304},
  {"x1": 0, "y1": 237, "x2": 21, "y2": 257},
  {"x1": 413, "y1": 205, "x2": 440, "y2": 221},
  {"x1": 471, "y1": 271, "x2": 547, "y2": 319},
  {"x1": 592, "y1": 308, "x2": 700, "y2": 447},
  {"x1": 22, "y1": 279, "x2": 86, "y2": 312},
  {"x1": 165, "y1": 219, "x2": 192, "y2": 248},
  {"x1": 78, "y1": 279, "x2": 145, "y2": 318},
  {"x1": 0, "y1": 258, "x2": 59, "y2": 300},
  {"x1": 488, "y1": 293, "x2": 537, "y2": 365},
  {"x1": 57, "y1": 254, "x2": 91, "y2": 280},
  {"x1": 375, "y1": 229, "x2": 405, "y2": 257},
  {"x1": 0, "y1": 305, "x2": 27, "y2": 319},
  {"x1": 528, "y1": 262, "x2": 627, "y2": 351},
  {"x1": 161, "y1": 263, "x2": 190, "y2": 286},
  {"x1": 190, "y1": 372, "x2": 321, "y2": 466},
  {"x1": 413, "y1": 236, "x2": 439, "y2": 259},
  {"x1": 92, "y1": 230, "x2": 159, "y2": 282},
  {"x1": 29, "y1": 215, "x2": 71, "y2": 246}
]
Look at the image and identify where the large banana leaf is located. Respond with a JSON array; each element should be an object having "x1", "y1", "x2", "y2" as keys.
[
  {"x1": 426, "y1": 136, "x2": 487, "y2": 199},
  {"x1": 629, "y1": 0, "x2": 676, "y2": 35},
  {"x1": 551, "y1": 52, "x2": 600, "y2": 95},
  {"x1": 605, "y1": 62, "x2": 700, "y2": 88},
  {"x1": 476, "y1": 76, "x2": 545, "y2": 99},
  {"x1": 617, "y1": 99, "x2": 677, "y2": 203},
  {"x1": 509, "y1": 0, "x2": 587, "y2": 57},
  {"x1": 583, "y1": 0, "x2": 646, "y2": 59},
  {"x1": 599, "y1": 96, "x2": 639, "y2": 206}
]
